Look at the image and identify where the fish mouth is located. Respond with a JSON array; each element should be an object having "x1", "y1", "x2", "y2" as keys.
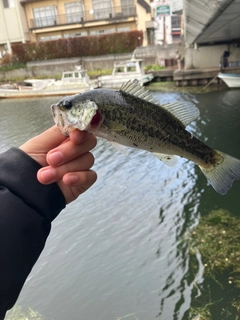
[
  {"x1": 51, "y1": 99, "x2": 99, "y2": 136},
  {"x1": 51, "y1": 104, "x2": 71, "y2": 136}
]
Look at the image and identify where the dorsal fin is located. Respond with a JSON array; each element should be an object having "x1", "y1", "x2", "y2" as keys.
[
  {"x1": 120, "y1": 79, "x2": 200, "y2": 127},
  {"x1": 120, "y1": 80, "x2": 160, "y2": 105},
  {"x1": 161, "y1": 101, "x2": 200, "y2": 126}
]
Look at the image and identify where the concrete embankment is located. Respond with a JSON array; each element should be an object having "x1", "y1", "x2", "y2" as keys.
[{"x1": 151, "y1": 66, "x2": 235, "y2": 87}]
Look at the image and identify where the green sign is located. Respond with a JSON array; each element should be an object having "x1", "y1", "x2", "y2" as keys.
[{"x1": 156, "y1": 5, "x2": 171, "y2": 15}]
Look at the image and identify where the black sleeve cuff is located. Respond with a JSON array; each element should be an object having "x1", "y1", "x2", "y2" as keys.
[{"x1": 0, "y1": 147, "x2": 66, "y2": 222}]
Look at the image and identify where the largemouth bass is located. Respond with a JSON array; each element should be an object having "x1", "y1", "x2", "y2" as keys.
[{"x1": 51, "y1": 80, "x2": 240, "y2": 195}]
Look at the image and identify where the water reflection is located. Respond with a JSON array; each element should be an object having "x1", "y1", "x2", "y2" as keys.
[{"x1": 1, "y1": 89, "x2": 240, "y2": 320}]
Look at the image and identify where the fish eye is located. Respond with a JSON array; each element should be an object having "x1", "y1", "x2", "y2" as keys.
[{"x1": 63, "y1": 100, "x2": 72, "y2": 109}]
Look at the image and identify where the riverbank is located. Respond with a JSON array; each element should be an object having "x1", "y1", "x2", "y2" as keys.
[
  {"x1": 1, "y1": 49, "x2": 239, "y2": 90},
  {"x1": 0, "y1": 56, "x2": 235, "y2": 93}
]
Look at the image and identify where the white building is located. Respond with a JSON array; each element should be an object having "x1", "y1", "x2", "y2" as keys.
[
  {"x1": 171, "y1": 0, "x2": 183, "y2": 14},
  {"x1": 151, "y1": 0, "x2": 182, "y2": 45},
  {"x1": 0, "y1": 0, "x2": 29, "y2": 57}
]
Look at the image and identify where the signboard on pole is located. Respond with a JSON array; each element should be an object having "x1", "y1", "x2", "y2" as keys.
[{"x1": 156, "y1": 5, "x2": 171, "y2": 16}]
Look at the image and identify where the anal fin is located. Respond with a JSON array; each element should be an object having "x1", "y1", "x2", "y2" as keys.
[{"x1": 153, "y1": 153, "x2": 178, "y2": 167}]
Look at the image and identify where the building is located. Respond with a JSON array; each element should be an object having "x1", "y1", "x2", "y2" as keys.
[
  {"x1": 154, "y1": 14, "x2": 182, "y2": 44},
  {"x1": 7, "y1": 0, "x2": 153, "y2": 46},
  {"x1": 171, "y1": 0, "x2": 182, "y2": 15},
  {"x1": 151, "y1": 0, "x2": 182, "y2": 45},
  {"x1": 0, "y1": 0, "x2": 29, "y2": 56}
]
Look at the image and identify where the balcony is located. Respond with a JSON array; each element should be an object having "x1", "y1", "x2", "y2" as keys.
[
  {"x1": 29, "y1": 5, "x2": 137, "y2": 30},
  {"x1": 145, "y1": 20, "x2": 157, "y2": 29}
]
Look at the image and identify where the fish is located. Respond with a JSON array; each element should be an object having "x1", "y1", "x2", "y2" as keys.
[{"x1": 51, "y1": 79, "x2": 240, "y2": 195}]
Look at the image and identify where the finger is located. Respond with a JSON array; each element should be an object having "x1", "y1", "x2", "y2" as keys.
[
  {"x1": 37, "y1": 152, "x2": 95, "y2": 184},
  {"x1": 37, "y1": 125, "x2": 68, "y2": 148},
  {"x1": 46, "y1": 131, "x2": 97, "y2": 167},
  {"x1": 69, "y1": 129, "x2": 96, "y2": 145},
  {"x1": 63, "y1": 170, "x2": 97, "y2": 188},
  {"x1": 59, "y1": 170, "x2": 97, "y2": 204}
]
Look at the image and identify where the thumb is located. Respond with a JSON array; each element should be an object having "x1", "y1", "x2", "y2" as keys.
[{"x1": 20, "y1": 125, "x2": 67, "y2": 154}]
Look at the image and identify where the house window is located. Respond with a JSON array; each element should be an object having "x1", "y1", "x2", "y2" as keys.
[
  {"x1": 120, "y1": 0, "x2": 135, "y2": 16},
  {"x1": 3, "y1": 0, "x2": 15, "y2": 8},
  {"x1": 92, "y1": 0, "x2": 112, "y2": 20},
  {"x1": 65, "y1": 2, "x2": 84, "y2": 23},
  {"x1": 33, "y1": 6, "x2": 58, "y2": 28},
  {"x1": 121, "y1": 0, "x2": 134, "y2": 6},
  {"x1": 171, "y1": 15, "x2": 181, "y2": 30}
]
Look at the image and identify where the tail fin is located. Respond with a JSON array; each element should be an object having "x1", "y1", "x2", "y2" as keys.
[{"x1": 199, "y1": 151, "x2": 240, "y2": 195}]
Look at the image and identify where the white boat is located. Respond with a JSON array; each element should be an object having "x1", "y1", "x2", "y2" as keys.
[
  {"x1": 98, "y1": 58, "x2": 154, "y2": 89},
  {"x1": 0, "y1": 66, "x2": 95, "y2": 99},
  {"x1": 218, "y1": 73, "x2": 240, "y2": 88}
]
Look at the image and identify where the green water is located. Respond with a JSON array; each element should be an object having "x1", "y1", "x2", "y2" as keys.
[{"x1": 0, "y1": 88, "x2": 240, "y2": 320}]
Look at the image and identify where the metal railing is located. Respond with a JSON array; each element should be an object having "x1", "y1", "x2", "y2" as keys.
[{"x1": 29, "y1": 5, "x2": 136, "y2": 29}]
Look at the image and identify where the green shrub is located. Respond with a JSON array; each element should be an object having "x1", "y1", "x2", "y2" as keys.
[
  {"x1": 0, "y1": 61, "x2": 26, "y2": 71},
  {"x1": 144, "y1": 64, "x2": 164, "y2": 71},
  {"x1": 5, "y1": 305, "x2": 44, "y2": 320}
]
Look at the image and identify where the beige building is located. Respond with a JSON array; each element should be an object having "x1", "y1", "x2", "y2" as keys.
[
  {"x1": 0, "y1": 0, "x2": 154, "y2": 55},
  {"x1": 0, "y1": 0, "x2": 30, "y2": 56}
]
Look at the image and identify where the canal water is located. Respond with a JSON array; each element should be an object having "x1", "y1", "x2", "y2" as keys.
[{"x1": 1, "y1": 88, "x2": 240, "y2": 320}]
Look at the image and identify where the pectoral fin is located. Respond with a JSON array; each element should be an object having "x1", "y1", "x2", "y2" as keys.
[
  {"x1": 106, "y1": 121, "x2": 127, "y2": 131},
  {"x1": 153, "y1": 153, "x2": 178, "y2": 167},
  {"x1": 109, "y1": 141, "x2": 129, "y2": 155}
]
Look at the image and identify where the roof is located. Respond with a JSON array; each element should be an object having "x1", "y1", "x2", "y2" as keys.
[{"x1": 184, "y1": 0, "x2": 240, "y2": 45}]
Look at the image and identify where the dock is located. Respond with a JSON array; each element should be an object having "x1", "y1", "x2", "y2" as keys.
[{"x1": 151, "y1": 66, "x2": 240, "y2": 86}]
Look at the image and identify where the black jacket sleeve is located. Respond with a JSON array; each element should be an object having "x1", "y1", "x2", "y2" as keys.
[{"x1": 0, "y1": 148, "x2": 66, "y2": 319}]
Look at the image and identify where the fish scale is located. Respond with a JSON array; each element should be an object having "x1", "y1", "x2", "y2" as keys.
[{"x1": 51, "y1": 79, "x2": 240, "y2": 195}]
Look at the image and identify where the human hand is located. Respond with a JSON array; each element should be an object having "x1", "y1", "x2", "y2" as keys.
[{"x1": 20, "y1": 126, "x2": 97, "y2": 204}]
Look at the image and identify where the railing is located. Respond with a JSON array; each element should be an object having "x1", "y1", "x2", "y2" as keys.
[{"x1": 29, "y1": 5, "x2": 136, "y2": 29}]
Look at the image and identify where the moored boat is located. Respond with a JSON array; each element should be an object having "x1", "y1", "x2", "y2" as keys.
[
  {"x1": 218, "y1": 73, "x2": 240, "y2": 88},
  {"x1": 0, "y1": 66, "x2": 95, "y2": 99},
  {"x1": 98, "y1": 58, "x2": 154, "y2": 89}
]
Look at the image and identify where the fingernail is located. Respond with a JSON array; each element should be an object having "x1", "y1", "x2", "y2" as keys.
[
  {"x1": 68, "y1": 175, "x2": 77, "y2": 184},
  {"x1": 40, "y1": 168, "x2": 56, "y2": 182},
  {"x1": 72, "y1": 130, "x2": 84, "y2": 144},
  {"x1": 48, "y1": 151, "x2": 63, "y2": 166}
]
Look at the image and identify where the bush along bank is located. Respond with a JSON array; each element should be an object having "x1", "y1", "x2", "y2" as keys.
[{"x1": 11, "y1": 31, "x2": 143, "y2": 63}]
